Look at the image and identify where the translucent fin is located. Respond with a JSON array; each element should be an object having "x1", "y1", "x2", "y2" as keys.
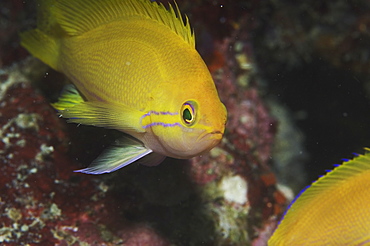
[
  {"x1": 20, "y1": 29, "x2": 59, "y2": 70},
  {"x1": 138, "y1": 152, "x2": 166, "y2": 167},
  {"x1": 53, "y1": 0, "x2": 194, "y2": 47},
  {"x1": 52, "y1": 85, "x2": 144, "y2": 133},
  {"x1": 75, "y1": 137, "x2": 153, "y2": 174}
]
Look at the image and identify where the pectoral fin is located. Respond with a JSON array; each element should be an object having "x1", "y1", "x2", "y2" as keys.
[
  {"x1": 52, "y1": 84, "x2": 85, "y2": 111},
  {"x1": 52, "y1": 84, "x2": 144, "y2": 133},
  {"x1": 75, "y1": 137, "x2": 159, "y2": 174}
]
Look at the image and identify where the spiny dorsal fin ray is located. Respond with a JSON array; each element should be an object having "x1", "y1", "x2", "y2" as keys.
[
  {"x1": 295, "y1": 149, "x2": 370, "y2": 201},
  {"x1": 53, "y1": 0, "x2": 195, "y2": 47}
]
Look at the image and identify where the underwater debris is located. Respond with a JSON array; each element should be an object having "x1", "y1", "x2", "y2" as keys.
[{"x1": 220, "y1": 175, "x2": 248, "y2": 205}]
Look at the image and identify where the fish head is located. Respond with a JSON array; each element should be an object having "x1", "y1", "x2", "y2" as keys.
[{"x1": 144, "y1": 98, "x2": 227, "y2": 159}]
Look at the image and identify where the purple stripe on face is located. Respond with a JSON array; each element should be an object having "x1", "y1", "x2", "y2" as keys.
[
  {"x1": 141, "y1": 110, "x2": 180, "y2": 129},
  {"x1": 142, "y1": 122, "x2": 181, "y2": 129}
]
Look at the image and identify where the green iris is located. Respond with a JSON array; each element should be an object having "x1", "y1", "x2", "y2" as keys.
[{"x1": 183, "y1": 108, "x2": 192, "y2": 123}]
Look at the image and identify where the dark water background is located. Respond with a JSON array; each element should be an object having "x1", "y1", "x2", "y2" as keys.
[{"x1": 265, "y1": 58, "x2": 370, "y2": 182}]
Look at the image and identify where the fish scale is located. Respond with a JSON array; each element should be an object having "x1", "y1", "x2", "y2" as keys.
[{"x1": 62, "y1": 28, "x2": 160, "y2": 107}]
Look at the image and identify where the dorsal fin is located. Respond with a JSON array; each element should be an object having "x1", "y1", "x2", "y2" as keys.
[
  {"x1": 53, "y1": 0, "x2": 195, "y2": 47},
  {"x1": 293, "y1": 149, "x2": 370, "y2": 204},
  {"x1": 278, "y1": 148, "x2": 370, "y2": 225}
]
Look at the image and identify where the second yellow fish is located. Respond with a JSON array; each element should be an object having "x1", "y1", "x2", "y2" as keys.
[
  {"x1": 21, "y1": 0, "x2": 227, "y2": 174},
  {"x1": 269, "y1": 150, "x2": 370, "y2": 245}
]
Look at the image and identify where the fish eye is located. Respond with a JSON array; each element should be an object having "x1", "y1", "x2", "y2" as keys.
[{"x1": 181, "y1": 101, "x2": 196, "y2": 126}]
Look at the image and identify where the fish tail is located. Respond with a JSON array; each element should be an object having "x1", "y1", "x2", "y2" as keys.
[
  {"x1": 20, "y1": 0, "x2": 61, "y2": 70},
  {"x1": 20, "y1": 29, "x2": 59, "y2": 70}
]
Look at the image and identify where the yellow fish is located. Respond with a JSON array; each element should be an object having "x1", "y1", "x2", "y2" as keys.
[
  {"x1": 268, "y1": 149, "x2": 370, "y2": 245},
  {"x1": 21, "y1": 0, "x2": 227, "y2": 174}
]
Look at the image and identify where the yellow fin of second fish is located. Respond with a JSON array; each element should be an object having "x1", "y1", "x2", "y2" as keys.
[
  {"x1": 53, "y1": 0, "x2": 195, "y2": 47},
  {"x1": 52, "y1": 85, "x2": 145, "y2": 133}
]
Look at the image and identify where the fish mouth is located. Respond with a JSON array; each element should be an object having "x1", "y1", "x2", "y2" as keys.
[
  {"x1": 209, "y1": 130, "x2": 223, "y2": 139},
  {"x1": 211, "y1": 131, "x2": 224, "y2": 140},
  {"x1": 210, "y1": 130, "x2": 223, "y2": 135},
  {"x1": 197, "y1": 130, "x2": 224, "y2": 142}
]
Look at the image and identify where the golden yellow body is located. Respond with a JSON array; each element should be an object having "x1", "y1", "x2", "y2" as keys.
[
  {"x1": 21, "y1": 0, "x2": 227, "y2": 174},
  {"x1": 269, "y1": 151, "x2": 370, "y2": 245}
]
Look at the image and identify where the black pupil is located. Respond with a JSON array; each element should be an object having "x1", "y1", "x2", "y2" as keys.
[{"x1": 183, "y1": 108, "x2": 192, "y2": 122}]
